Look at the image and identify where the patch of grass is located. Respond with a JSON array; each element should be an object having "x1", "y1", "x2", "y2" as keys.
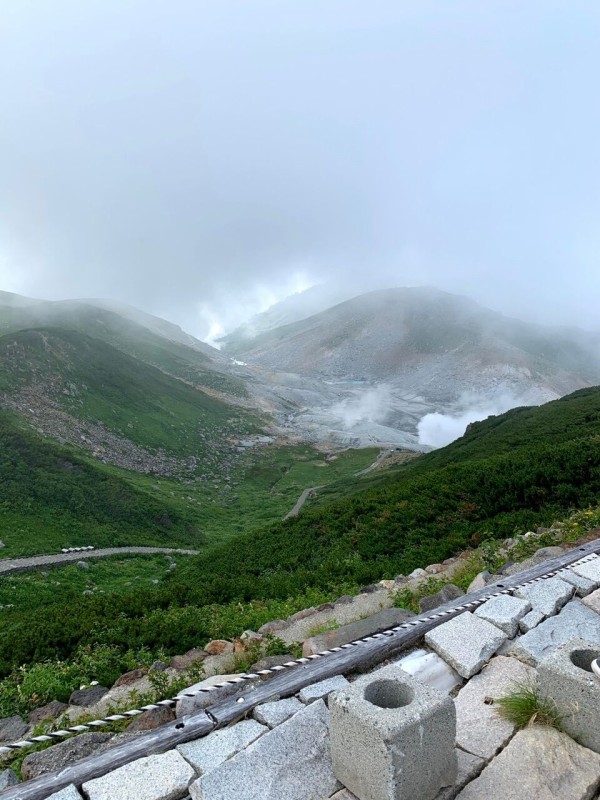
[{"x1": 495, "y1": 681, "x2": 564, "y2": 730}]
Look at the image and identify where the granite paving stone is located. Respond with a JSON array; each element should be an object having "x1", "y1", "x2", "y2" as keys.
[
  {"x1": 556, "y1": 569, "x2": 597, "y2": 597},
  {"x1": 582, "y1": 588, "x2": 600, "y2": 614},
  {"x1": 510, "y1": 599, "x2": 600, "y2": 665},
  {"x1": 189, "y1": 699, "x2": 340, "y2": 800},
  {"x1": 177, "y1": 720, "x2": 267, "y2": 774},
  {"x1": 519, "y1": 609, "x2": 544, "y2": 633},
  {"x1": 424, "y1": 612, "x2": 508, "y2": 678},
  {"x1": 474, "y1": 594, "x2": 531, "y2": 637},
  {"x1": 570, "y1": 555, "x2": 600, "y2": 586},
  {"x1": 454, "y1": 656, "x2": 536, "y2": 760},
  {"x1": 513, "y1": 577, "x2": 574, "y2": 617},
  {"x1": 48, "y1": 787, "x2": 84, "y2": 800},
  {"x1": 434, "y1": 749, "x2": 486, "y2": 800},
  {"x1": 298, "y1": 675, "x2": 349, "y2": 704},
  {"x1": 83, "y1": 750, "x2": 195, "y2": 800},
  {"x1": 455, "y1": 727, "x2": 600, "y2": 800},
  {"x1": 252, "y1": 697, "x2": 304, "y2": 728}
]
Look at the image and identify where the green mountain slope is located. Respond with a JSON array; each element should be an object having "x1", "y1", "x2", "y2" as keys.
[
  {"x1": 3, "y1": 386, "x2": 600, "y2": 674},
  {"x1": 0, "y1": 410, "x2": 202, "y2": 556},
  {"x1": 0, "y1": 327, "x2": 258, "y2": 468},
  {"x1": 0, "y1": 294, "x2": 247, "y2": 397}
]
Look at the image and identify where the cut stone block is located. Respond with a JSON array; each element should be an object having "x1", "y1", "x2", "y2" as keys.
[
  {"x1": 455, "y1": 727, "x2": 600, "y2": 800},
  {"x1": 48, "y1": 787, "x2": 83, "y2": 800},
  {"x1": 434, "y1": 749, "x2": 486, "y2": 800},
  {"x1": 557, "y1": 569, "x2": 597, "y2": 597},
  {"x1": 510, "y1": 599, "x2": 600, "y2": 666},
  {"x1": 513, "y1": 577, "x2": 574, "y2": 616},
  {"x1": 537, "y1": 638, "x2": 600, "y2": 753},
  {"x1": 252, "y1": 697, "x2": 303, "y2": 728},
  {"x1": 474, "y1": 594, "x2": 531, "y2": 637},
  {"x1": 329, "y1": 791, "x2": 359, "y2": 800},
  {"x1": 329, "y1": 663, "x2": 457, "y2": 800},
  {"x1": 189, "y1": 700, "x2": 340, "y2": 800},
  {"x1": 394, "y1": 648, "x2": 462, "y2": 694},
  {"x1": 582, "y1": 588, "x2": 600, "y2": 614},
  {"x1": 83, "y1": 750, "x2": 195, "y2": 800},
  {"x1": 424, "y1": 612, "x2": 507, "y2": 678},
  {"x1": 454, "y1": 655, "x2": 535, "y2": 760},
  {"x1": 177, "y1": 719, "x2": 267, "y2": 775},
  {"x1": 570, "y1": 554, "x2": 600, "y2": 586},
  {"x1": 302, "y1": 607, "x2": 414, "y2": 656},
  {"x1": 298, "y1": 675, "x2": 349, "y2": 704},
  {"x1": 519, "y1": 609, "x2": 544, "y2": 633}
]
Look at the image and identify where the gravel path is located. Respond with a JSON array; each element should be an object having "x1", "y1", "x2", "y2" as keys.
[{"x1": 0, "y1": 547, "x2": 200, "y2": 577}]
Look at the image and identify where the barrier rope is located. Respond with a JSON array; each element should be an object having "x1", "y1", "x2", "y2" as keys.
[{"x1": 1, "y1": 552, "x2": 597, "y2": 757}]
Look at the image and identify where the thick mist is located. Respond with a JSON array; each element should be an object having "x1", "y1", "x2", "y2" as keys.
[{"x1": 1, "y1": 2, "x2": 600, "y2": 340}]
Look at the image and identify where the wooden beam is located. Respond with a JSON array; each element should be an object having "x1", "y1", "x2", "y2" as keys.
[{"x1": 3, "y1": 537, "x2": 599, "y2": 800}]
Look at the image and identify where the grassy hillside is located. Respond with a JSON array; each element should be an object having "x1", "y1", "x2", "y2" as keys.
[
  {"x1": 2, "y1": 388, "x2": 600, "y2": 676},
  {"x1": 0, "y1": 296, "x2": 248, "y2": 397},
  {"x1": 0, "y1": 411, "x2": 203, "y2": 555},
  {"x1": 0, "y1": 327, "x2": 257, "y2": 459}
]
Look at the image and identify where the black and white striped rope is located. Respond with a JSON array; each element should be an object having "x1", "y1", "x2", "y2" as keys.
[{"x1": 1, "y1": 552, "x2": 597, "y2": 757}]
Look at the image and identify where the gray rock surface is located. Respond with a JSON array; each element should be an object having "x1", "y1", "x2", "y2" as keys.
[
  {"x1": 537, "y1": 638, "x2": 600, "y2": 753},
  {"x1": 28, "y1": 700, "x2": 69, "y2": 724},
  {"x1": 253, "y1": 697, "x2": 304, "y2": 728},
  {"x1": 419, "y1": 584, "x2": 465, "y2": 613},
  {"x1": 571, "y1": 555, "x2": 600, "y2": 585},
  {"x1": 48, "y1": 787, "x2": 83, "y2": 800},
  {"x1": 424, "y1": 612, "x2": 507, "y2": 678},
  {"x1": 83, "y1": 750, "x2": 195, "y2": 800},
  {"x1": 502, "y1": 547, "x2": 565, "y2": 576},
  {"x1": 582, "y1": 588, "x2": 600, "y2": 614},
  {"x1": 513, "y1": 577, "x2": 574, "y2": 616},
  {"x1": 329, "y1": 663, "x2": 457, "y2": 800},
  {"x1": 21, "y1": 733, "x2": 112, "y2": 780},
  {"x1": 177, "y1": 720, "x2": 267, "y2": 775},
  {"x1": 126, "y1": 706, "x2": 175, "y2": 732},
  {"x1": 298, "y1": 675, "x2": 349, "y2": 704},
  {"x1": 176, "y1": 674, "x2": 258, "y2": 717},
  {"x1": 519, "y1": 609, "x2": 544, "y2": 633},
  {"x1": 510, "y1": 599, "x2": 600, "y2": 665},
  {"x1": 474, "y1": 594, "x2": 531, "y2": 637},
  {"x1": 68, "y1": 685, "x2": 109, "y2": 707},
  {"x1": 434, "y1": 750, "x2": 486, "y2": 800},
  {"x1": 0, "y1": 715, "x2": 29, "y2": 743},
  {"x1": 466, "y1": 571, "x2": 491, "y2": 593},
  {"x1": 455, "y1": 727, "x2": 600, "y2": 800},
  {"x1": 188, "y1": 700, "x2": 340, "y2": 800},
  {"x1": 0, "y1": 769, "x2": 19, "y2": 790},
  {"x1": 302, "y1": 607, "x2": 414, "y2": 656},
  {"x1": 454, "y1": 656, "x2": 535, "y2": 760},
  {"x1": 557, "y1": 569, "x2": 597, "y2": 596}
]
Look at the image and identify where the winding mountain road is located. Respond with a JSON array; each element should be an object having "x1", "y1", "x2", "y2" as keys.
[{"x1": 0, "y1": 546, "x2": 199, "y2": 578}]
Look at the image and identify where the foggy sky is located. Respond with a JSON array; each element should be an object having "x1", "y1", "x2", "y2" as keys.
[{"x1": 1, "y1": 1, "x2": 599, "y2": 340}]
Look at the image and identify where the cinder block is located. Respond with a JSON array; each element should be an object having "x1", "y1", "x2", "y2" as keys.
[
  {"x1": 537, "y1": 637, "x2": 600, "y2": 753},
  {"x1": 329, "y1": 663, "x2": 457, "y2": 800}
]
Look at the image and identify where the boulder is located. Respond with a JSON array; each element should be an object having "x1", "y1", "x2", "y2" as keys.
[
  {"x1": 205, "y1": 640, "x2": 234, "y2": 657},
  {"x1": 466, "y1": 572, "x2": 491, "y2": 593},
  {"x1": 250, "y1": 654, "x2": 295, "y2": 672},
  {"x1": 113, "y1": 669, "x2": 146, "y2": 688},
  {"x1": 0, "y1": 715, "x2": 29, "y2": 743},
  {"x1": 169, "y1": 648, "x2": 208, "y2": 671},
  {"x1": 21, "y1": 733, "x2": 112, "y2": 779},
  {"x1": 28, "y1": 700, "x2": 69, "y2": 725},
  {"x1": 419, "y1": 584, "x2": 465, "y2": 613},
  {"x1": 68, "y1": 685, "x2": 109, "y2": 707},
  {"x1": 126, "y1": 706, "x2": 175, "y2": 732},
  {"x1": 76, "y1": 561, "x2": 89, "y2": 570},
  {"x1": 0, "y1": 769, "x2": 18, "y2": 790}
]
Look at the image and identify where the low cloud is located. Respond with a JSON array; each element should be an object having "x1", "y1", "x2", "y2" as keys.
[
  {"x1": 331, "y1": 385, "x2": 392, "y2": 429},
  {"x1": 417, "y1": 393, "x2": 527, "y2": 448}
]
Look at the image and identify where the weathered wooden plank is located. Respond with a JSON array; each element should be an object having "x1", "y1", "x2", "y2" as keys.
[{"x1": 3, "y1": 537, "x2": 599, "y2": 800}]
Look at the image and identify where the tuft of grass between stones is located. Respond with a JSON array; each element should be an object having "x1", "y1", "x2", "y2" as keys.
[{"x1": 495, "y1": 681, "x2": 564, "y2": 731}]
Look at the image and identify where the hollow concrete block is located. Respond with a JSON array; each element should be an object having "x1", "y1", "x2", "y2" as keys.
[
  {"x1": 537, "y1": 637, "x2": 600, "y2": 754},
  {"x1": 329, "y1": 663, "x2": 457, "y2": 800}
]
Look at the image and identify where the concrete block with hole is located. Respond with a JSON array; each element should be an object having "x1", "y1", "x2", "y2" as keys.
[
  {"x1": 536, "y1": 637, "x2": 600, "y2": 753},
  {"x1": 329, "y1": 663, "x2": 457, "y2": 800}
]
